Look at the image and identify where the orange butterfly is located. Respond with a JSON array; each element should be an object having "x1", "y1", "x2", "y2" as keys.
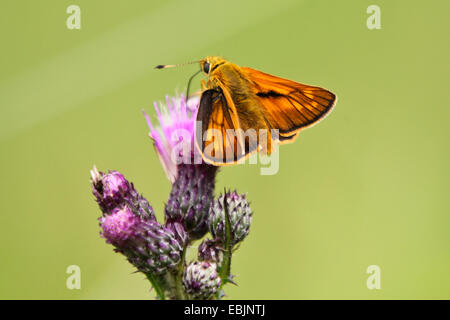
[{"x1": 158, "y1": 56, "x2": 337, "y2": 165}]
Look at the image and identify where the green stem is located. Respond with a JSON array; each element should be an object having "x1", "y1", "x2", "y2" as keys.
[
  {"x1": 175, "y1": 246, "x2": 188, "y2": 299},
  {"x1": 165, "y1": 245, "x2": 188, "y2": 300},
  {"x1": 219, "y1": 190, "x2": 233, "y2": 285},
  {"x1": 145, "y1": 273, "x2": 165, "y2": 300}
]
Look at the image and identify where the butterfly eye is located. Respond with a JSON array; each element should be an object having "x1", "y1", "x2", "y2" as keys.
[{"x1": 203, "y1": 61, "x2": 210, "y2": 74}]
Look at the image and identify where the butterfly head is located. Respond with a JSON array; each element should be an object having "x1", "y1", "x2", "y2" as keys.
[{"x1": 200, "y1": 56, "x2": 226, "y2": 76}]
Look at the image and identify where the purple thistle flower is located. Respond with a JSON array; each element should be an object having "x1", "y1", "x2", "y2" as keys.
[
  {"x1": 182, "y1": 261, "x2": 221, "y2": 300},
  {"x1": 143, "y1": 94, "x2": 202, "y2": 183},
  {"x1": 90, "y1": 165, "x2": 155, "y2": 220},
  {"x1": 100, "y1": 206, "x2": 141, "y2": 246},
  {"x1": 90, "y1": 91, "x2": 255, "y2": 299},
  {"x1": 99, "y1": 206, "x2": 183, "y2": 275},
  {"x1": 143, "y1": 95, "x2": 218, "y2": 241}
]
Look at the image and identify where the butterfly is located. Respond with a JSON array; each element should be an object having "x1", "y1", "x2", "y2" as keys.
[{"x1": 157, "y1": 56, "x2": 337, "y2": 165}]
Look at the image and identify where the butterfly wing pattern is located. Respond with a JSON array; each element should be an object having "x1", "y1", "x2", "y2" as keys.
[{"x1": 241, "y1": 67, "x2": 337, "y2": 139}]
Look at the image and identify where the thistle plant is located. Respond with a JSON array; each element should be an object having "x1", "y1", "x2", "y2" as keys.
[{"x1": 90, "y1": 94, "x2": 253, "y2": 299}]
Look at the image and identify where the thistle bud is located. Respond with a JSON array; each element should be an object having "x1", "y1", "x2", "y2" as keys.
[
  {"x1": 182, "y1": 261, "x2": 221, "y2": 300},
  {"x1": 91, "y1": 166, "x2": 155, "y2": 220},
  {"x1": 209, "y1": 191, "x2": 252, "y2": 246},
  {"x1": 165, "y1": 164, "x2": 217, "y2": 240},
  {"x1": 198, "y1": 238, "x2": 223, "y2": 265},
  {"x1": 100, "y1": 206, "x2": 182, "y2": 275}
]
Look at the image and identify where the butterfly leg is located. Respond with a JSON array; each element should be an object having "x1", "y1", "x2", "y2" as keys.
[{"x1": 200, "y1": 79, "x2": 208, "y2": 91}]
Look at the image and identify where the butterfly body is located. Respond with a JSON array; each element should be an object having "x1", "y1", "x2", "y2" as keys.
[
  {"x1": 194, "y1": 56, "x2": 337, "y2": 165},
  {"x1": 202, "y1": 58, "x2": 271, "y2": 138}
]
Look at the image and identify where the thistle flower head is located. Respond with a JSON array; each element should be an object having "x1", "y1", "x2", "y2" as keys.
[
  {"x1": 100, "y1": 206, "x2": 141, "y2": 246},
  {"x1": 99, "y1": 206, "x2": 183, "y2": 275},
  {"x1": 143, "y1": 94, "x2": 201, "y2": 183},
  {"x1": 91, "y1": 166, "x2": 130, "y2": 212},
  {"x1": 165, "y1": 164, "x2": 217, "y2": 240},
  {"x1": 91, "y1": 166, "x2": 155, "y2": 220},
  {"x1": 209, "y1": 190, "x2": 253, "y2": 246},
  {"x1": 102, "y1": 171, "x2": 130, "y2": 200},
  {"x1": 143, "y1": 94, "x2": 218, "y2": 241},
  {"x1": 182, "y1": 261, "x2": 221, "y2": 300}
]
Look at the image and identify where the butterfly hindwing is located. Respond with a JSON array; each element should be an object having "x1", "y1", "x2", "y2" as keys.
[{"x1": 196, "y1": 88, "x2": 258, "y2": 165}]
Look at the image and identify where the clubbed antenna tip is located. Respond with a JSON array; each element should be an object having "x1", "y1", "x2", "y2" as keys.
[
  {"x1": 154, "y1": 64, "x2": 177, "y2": 69},
  {"x1": 155, "y1": 60, "x2": 200, "y2": 70}
]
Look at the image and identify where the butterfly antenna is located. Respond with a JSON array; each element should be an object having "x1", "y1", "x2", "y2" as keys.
[
  {"x1": 154, "y1": 60, "x2": 200, "y2": 70},
  {"x1": 185, "y1": 69, "x2": 202, "y2": 104},
  {"x1": 154, "y1": 60, "x2": 202, "y2": 103}
]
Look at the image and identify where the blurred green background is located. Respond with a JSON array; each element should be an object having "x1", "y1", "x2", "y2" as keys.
[{"x1": 0, "y1": 0, "x2": 448, "y2": 299}]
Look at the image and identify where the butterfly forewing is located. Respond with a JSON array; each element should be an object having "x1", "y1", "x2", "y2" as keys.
[{"x1": 241, "y1": 67, "x2": 337, "y2": 135}]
